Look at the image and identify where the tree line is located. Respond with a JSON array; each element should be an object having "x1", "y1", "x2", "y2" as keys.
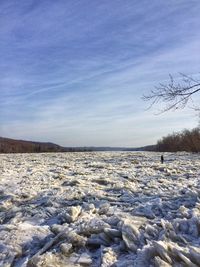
[
  {"x1": 0, "y1": 137, "x2": 92, "y2": 153},
  {"x1": 156, "y1": 127, "x2": 200, "y2": 152}
]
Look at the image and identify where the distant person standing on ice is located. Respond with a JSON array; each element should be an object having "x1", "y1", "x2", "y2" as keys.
[{"x1": 161, "y1": 155, "x2": 164, "y2": 164}]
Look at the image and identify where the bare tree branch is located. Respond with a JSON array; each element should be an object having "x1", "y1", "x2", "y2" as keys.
[{"x1": 142, "y1": 73, "x2": 200, "y2": 113}]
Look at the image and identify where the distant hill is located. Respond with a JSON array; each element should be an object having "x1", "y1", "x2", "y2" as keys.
[
  {"x1": 78, "y1": 145, "x2": 157, "y2": 152},
  {"x1": 0, "y1": 137, "x2": 156, "y2": 153},
  {"x1": 0, "y1": 137, "x2": 67, "y2": 153},
  {"x1": 124, "y1": 144, "x2": 157, "y2": 152}
]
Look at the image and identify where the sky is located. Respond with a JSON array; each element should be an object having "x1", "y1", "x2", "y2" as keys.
[{"x1": 0, "y1": 0, "x2": 200, "y2": 147}]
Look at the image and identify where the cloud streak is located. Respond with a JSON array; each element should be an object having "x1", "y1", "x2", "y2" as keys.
[{"x1": 0, "y1": 0, "x2": 200, "y2": 146}]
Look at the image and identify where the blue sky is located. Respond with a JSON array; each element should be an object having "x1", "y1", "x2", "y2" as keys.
[{"x1": 0, "y1": 0, "x2": 200, "y2": 146}]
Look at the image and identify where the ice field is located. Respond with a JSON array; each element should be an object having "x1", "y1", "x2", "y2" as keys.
[{"x1": 0, "y1": 152, "x2": 200, "y2": 266}]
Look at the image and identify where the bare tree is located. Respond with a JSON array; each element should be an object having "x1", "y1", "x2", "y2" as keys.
[
  {"x1": 156, "y1": 128, "x2": 200, "y2": 152},
  {"x1": 142, "y1": 73, "x2": 200, "y2": 113}
]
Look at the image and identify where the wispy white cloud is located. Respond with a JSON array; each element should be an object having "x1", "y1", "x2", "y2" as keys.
[{"x1": 0, "y1": 0, "x2": 200, "y2": 146}]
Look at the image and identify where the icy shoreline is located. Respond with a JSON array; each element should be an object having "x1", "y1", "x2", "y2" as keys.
[{"x1": 0, "y1": 152, "x2": 200, "y2": 266}]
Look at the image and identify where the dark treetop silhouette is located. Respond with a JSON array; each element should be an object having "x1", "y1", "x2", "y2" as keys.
[{"x1": 142, "y1": 73, "x2": 200, "y2": 113}]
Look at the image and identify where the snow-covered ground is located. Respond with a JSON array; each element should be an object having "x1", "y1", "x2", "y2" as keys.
[{"x1": 0, "y1": 152, "x2": 200, "y2": 267}]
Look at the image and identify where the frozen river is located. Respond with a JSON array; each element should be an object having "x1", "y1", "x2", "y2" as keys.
[{"x1": 0, "y1": 152, "x2": 200, "y2": 266}]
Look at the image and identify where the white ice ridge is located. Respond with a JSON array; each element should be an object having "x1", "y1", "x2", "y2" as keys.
[{"x1": 0, "y1": 151, "x2": 200, "y2": 266}]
